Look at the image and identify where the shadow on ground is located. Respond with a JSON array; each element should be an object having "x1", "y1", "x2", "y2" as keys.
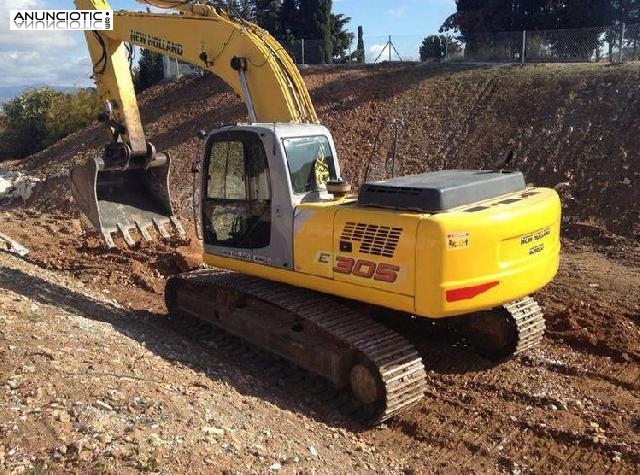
[{"x1": 0, "y1": 263, "x2": 496, "y2": 430}]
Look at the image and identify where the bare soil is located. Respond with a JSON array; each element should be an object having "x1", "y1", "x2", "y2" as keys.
[{"x1": 1, "y1": 62, "x2": 639, "y2": 473}]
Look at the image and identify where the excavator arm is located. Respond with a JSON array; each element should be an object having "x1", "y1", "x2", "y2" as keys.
[{"x1": 71, "y1": 0, "x2": 318, "y2": 246}]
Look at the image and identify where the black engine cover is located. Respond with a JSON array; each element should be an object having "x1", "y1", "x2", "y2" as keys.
[{"x1": 357, "y1": 170, "x2": 526, "y2": 213}]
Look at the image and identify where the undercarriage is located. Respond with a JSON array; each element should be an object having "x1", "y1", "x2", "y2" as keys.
[{"x1": 165, "y1": 270, "x2": 545, "y2": 423}]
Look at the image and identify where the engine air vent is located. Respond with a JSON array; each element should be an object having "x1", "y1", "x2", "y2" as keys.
[{"x1": 340, "y1": 222, "x2": 402, "y2": 258}]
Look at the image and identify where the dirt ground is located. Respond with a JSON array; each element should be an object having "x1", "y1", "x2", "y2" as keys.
[{"x1": 1, "y1": 62, "x2": 639, "y2": 473}]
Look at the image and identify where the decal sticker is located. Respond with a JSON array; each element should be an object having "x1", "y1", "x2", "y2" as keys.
[
  {"x1": 253, "y1": 255, "x2": 272, "y2": 264},
  {"x1": 221, "y1": 249, "x2": 251, "y2": 260},
  {"x1": 447, "y1": 232, "x2": 470, "y2": 250},
  {"x1": 317, "y1": 251, "x2": 331, "y2": 264},
  {"x1": 333, "y1": 256, "x2": 400, "y2": 283},
  {"x1": 130, "y1": 30, "x2": 183, "y2": 55},
  {"x1": 520, "y1": 226, "x2": 551, "y2": 246},
  {"x1": 446, "y1": 281, "x2": 500, "y2": 302}
]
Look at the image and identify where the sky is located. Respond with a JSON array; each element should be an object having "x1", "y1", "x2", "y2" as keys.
[{"x1": 0, "y1": 0, "x2": 457, "y2": 88}]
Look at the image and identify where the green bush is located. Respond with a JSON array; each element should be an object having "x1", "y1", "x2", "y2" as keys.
[
  {"x1": 46, "y1": 88, "x2": 101, "y2": 145},
  {"x1": 0, "y1": 87, "x2": 100, "y2": 160}
]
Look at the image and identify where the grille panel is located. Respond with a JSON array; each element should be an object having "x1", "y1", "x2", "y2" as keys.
[{"x1": 340, "y1": 222, "x2": 403, "y2": 258}]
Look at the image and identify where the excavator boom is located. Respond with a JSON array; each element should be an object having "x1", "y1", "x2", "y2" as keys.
[{"x1": 72, "y1": 0, "x2": 317, "y2": 245}]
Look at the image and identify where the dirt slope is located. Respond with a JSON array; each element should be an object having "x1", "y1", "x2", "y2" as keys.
[{"x1": 11, "y1": 62, "x2": 640, "y2": 239}]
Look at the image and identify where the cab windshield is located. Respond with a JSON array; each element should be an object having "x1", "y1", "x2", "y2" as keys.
[{"x1": 283, "y1": 135, "x2": 337, "y2": 194}]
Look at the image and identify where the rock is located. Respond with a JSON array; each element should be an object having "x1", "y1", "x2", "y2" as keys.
[
  {"x1": 622, "y1": 177, "x2": 631, "y2": 186},
  {"x1": 269, "y1": 462, "x2": 282, "y2": 471},
  {"x1": 149, "y1": 433, "x2": 167, "y2": 447},
  {"x1": 7, "y1": 378, "x2": 21, "y2": 390},
  {"x1": 308, "y1": 446, "x2": 318, "y2": 457},
  {"x1": 202, "y1": 427, "x2": 224, "y2": 436},
  {"x1": 95, "y1": 400, "x2": 113, "y2": 411},
  {"x1": 52, "y1": 410, "x2": 71, "y2": 423}
]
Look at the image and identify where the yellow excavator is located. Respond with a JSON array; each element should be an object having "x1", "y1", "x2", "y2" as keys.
[{"x1": 71, "y1": 0, "x2": 561, "y2": 422}]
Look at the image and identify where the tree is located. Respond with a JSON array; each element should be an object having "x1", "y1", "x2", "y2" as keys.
[
  {"x1": 279, "y1": 0, "x2": 302, "y2": 41},
  {"x1": 330, "y1": 13, "x2": 354, "y2": 61},
  {"x1": 0, "y1": 88, "x2": 100, "y2": 160},
  {"x1": 299, "y1": 0, "x2": 333, "y2": 63},
  {"x1": 255, "y1": 0, "x2": 280, "y2": 32},
  {"x1": 226, "y1": 0, "x2": 253, "y2": 19},
  {"x1": 46, "y1": 89, "x2": 101, "y2": 145},
  {"x1": 354, "y1": 25, "x2": 365, "y2": 63},
  {"x1": 441, "y1": 0, "x2": 616, "y2": 60},
  {"x1": 134, "y1": 48, "x2": 165, "y2": 92},
  {"x1": 420, "y1": 35, "x2": 446, "y2": 61},
  {"x1": 0, "y1": 88, "x2": 61, "y2": 158},
  {"x1": 441, "y1": 0, "x2": 615, "y2": 35},
  {"x1": 608, "y1": 0, "x2": 640, "y2": 58}
]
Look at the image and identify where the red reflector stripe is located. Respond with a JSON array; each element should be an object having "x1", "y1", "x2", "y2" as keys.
[{"x1": 446, "y1": 281, "x2": 500, "y2": 302}]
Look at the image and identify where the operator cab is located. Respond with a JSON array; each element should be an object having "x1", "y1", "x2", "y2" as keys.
[{"x1": 201, "y1": 123, "x2": 342, "y2": 269}]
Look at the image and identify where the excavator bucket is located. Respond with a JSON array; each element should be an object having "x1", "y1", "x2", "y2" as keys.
[{"x1": 70, "y1": 152, "x2": 184, "y2": 248}]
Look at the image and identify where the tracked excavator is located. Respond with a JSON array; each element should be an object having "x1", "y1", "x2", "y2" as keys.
[{"x1": 70, "y1": 0, "x2": 561, "y2": 423}]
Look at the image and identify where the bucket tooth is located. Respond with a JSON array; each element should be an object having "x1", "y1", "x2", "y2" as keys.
[
  {"x1": 102, "y1": 231, "x2": 116, "y2": 249},
  {"x1": 170, "y1": 216, "x2": 186, "y2": 237},
  {"x1": 117, "y1": 224, "x2": 136, "y2": 247},
  {"x1": 136, "y1": 221, "x2": 153, "y2": 241},
  {"x1": 153, "y1": 217, "x2": 171, "y2": 239}
]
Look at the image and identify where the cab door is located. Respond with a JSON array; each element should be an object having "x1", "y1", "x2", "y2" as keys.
[{"x1": 201, "y1": 131, "x2": 272, "y2": 262}]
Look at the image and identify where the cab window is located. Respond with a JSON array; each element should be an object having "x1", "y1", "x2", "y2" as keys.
[{"x1": 283, "y1": 135, "x2": 337, "y2": 194}]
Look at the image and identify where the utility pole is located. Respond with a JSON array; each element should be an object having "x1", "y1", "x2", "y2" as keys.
[{"x1": 374, "y1": 36, "x2": 403, "y2": 63}]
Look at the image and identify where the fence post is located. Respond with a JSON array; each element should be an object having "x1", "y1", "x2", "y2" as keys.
[
  {"x1": 301, "y1": 38, "x2": 305, "y2": 65},
  {"x1": 521, "y1": 30, "x2": 526, "y2": 64},
  {"x1": 619, "y1": 23, "x2": 626, "y2": 62},
  {"x1": 388, "y1": 35, "x2": 392, "y2": 62}
]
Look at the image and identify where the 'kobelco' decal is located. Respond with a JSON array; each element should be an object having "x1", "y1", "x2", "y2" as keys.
[{"x1": 333, "y1": 256, "x2": 399, "y2": 283}]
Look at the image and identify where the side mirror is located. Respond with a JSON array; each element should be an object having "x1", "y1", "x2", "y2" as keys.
[
  {"x1": 197, "y1": 130, "x2": 207, "y2": 140},
  {"x1": 191, "y1": 159, "x2": 201, "y2": 174}
]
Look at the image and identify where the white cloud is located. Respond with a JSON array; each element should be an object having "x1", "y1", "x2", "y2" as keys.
[
  {"x1": 367, "y1": 43, "x2": 387, "y2": 63},
  {"x1": 386, "y1": 5, "x2": 407, "y2": 18}
]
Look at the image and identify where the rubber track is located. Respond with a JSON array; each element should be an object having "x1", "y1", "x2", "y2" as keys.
[
  {"x1": 504, "y1": 296, "x2": 546, "y2": 356},
  {"x1": 171, "y1": 270, "x2": 428, "y2": 423}
]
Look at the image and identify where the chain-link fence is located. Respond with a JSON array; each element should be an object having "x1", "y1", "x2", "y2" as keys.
[{"x1": 281, "y1": 23, "x2": 640, "y2": 65}]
